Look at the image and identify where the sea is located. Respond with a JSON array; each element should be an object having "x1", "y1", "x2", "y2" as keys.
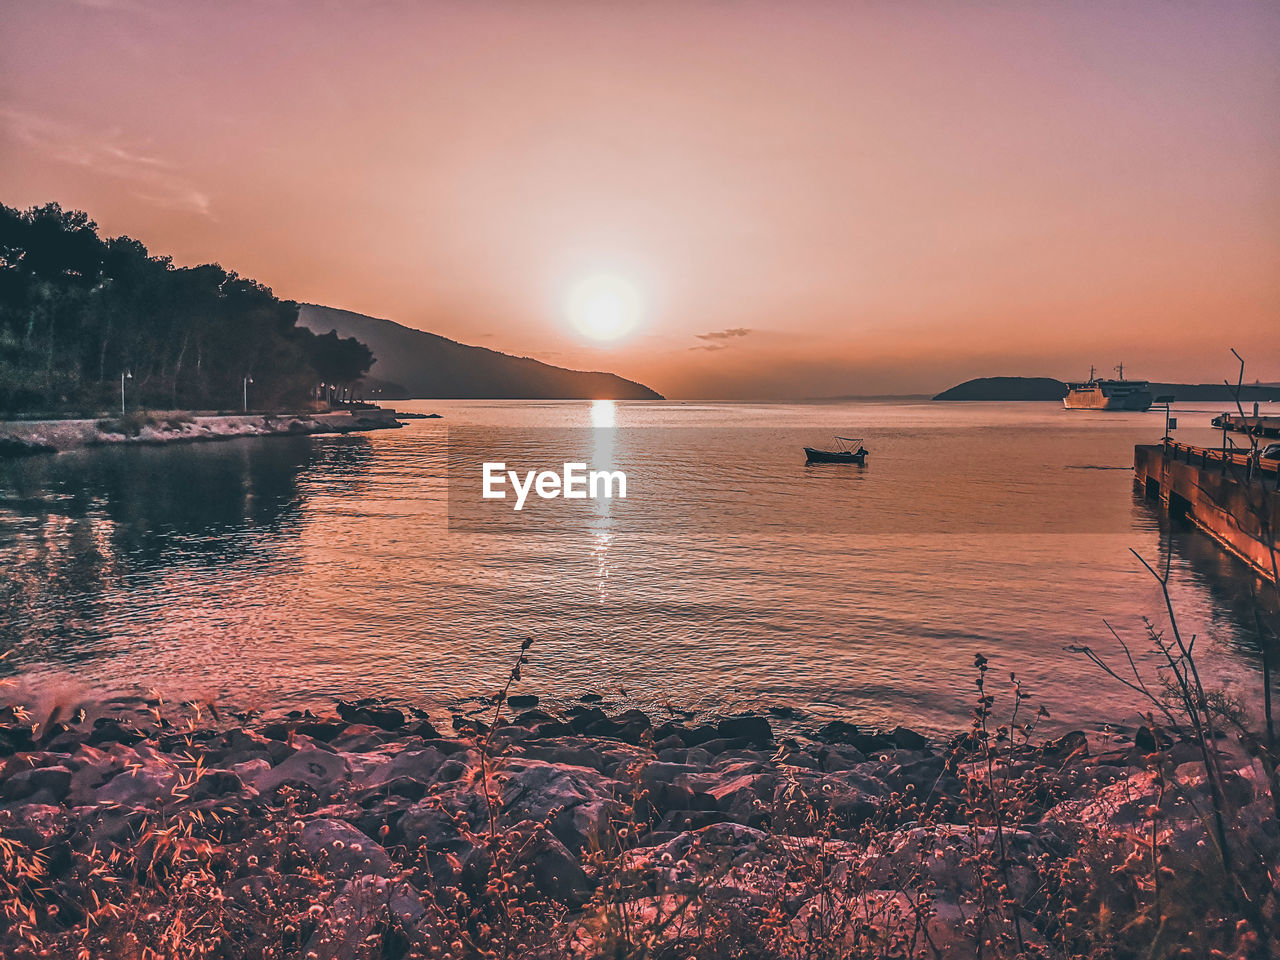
[{"x1": 1, "y1": 399, "x2": 1276, "y2": 736}]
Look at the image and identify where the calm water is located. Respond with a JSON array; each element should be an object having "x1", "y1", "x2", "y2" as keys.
[{"x1": 2, "y1": 400, "x2": 1276, "y2": 735}]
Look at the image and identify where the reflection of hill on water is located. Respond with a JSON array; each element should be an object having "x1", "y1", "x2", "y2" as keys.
[{"x1": 0, "y1": 435, "x2": 373, "y2": 662}]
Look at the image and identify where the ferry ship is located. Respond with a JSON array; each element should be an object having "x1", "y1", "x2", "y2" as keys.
[{"x1": 1063, "y1": 365, "x2": 1153, "y2": 411}]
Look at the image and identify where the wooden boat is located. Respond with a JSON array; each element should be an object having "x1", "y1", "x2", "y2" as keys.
[{"x1": 804, "y1": 436, "x2": 867, "y2": 464}]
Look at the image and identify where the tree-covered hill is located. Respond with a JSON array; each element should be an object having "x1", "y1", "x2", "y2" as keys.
[{"x1": 0, "y1": 203, "x2": 373, "y2": 415}]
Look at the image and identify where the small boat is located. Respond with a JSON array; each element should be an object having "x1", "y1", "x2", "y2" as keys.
[{"x1": 804, "y1": 436, "x2": 867, "y2": 464}]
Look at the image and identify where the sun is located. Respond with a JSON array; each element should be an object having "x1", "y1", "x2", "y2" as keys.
[{"x1": 566, "y1": 274, "x2": 642, "y2": 342}]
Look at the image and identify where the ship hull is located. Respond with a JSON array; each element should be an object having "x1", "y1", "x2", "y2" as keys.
[{"x1": 1063, "y1": 391, "x2": 1153, "y2": 411}]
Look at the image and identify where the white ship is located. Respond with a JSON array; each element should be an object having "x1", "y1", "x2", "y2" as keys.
[{"x1": 1063, "y1": 364, "x2": 1153, "y2": 411}]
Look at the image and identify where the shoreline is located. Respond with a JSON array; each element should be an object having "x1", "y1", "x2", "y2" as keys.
[
  {"x1": 0, "y1": 408, "x2": 407, "y2": 456},
  {"x1": 0, "y1": 688, "x2": 1273, "y2": 958}
]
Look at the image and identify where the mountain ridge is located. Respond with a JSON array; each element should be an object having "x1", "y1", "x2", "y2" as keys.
[{"x1": 297, "y1": 304, "x2": 662, "y2": 400}]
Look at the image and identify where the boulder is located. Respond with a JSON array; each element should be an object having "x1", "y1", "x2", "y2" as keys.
[
  {"x1": 817, "y1": 744, "x2": 868, "y2": 772},
  {"x1": 253, "y1": 747, "x2": 351, "y2": 795},
  {"x1": 498, "y1": 759, "x2": 625, "y2": 853},
  {"x1": 716, "y1": 715, "x2": 772, "y2": 745},
  {"x1": 301, "y1": 818, "x2": 393, "y2": 878},
  {"x1": 890, "y1": 726, "x2": 929, "y2": 750},
  {"x1": 305, "y1": 875, "x2": 427, "y2": 960},
  {"x1": 397, "y1": 798, "x2": 492, "y2": 889},
  {"x1": 260, "y1": 719, "x2": 348, "y2": 743},
  {"x1": 94, "y1": 765, "x2": 177, "y2": 808},
  {"x1": 88, "y1": 718, "x2": 146, "y2": 747},
  {"x1": 337, "y1": 700, "x2": 406, "y2": 731},
  {"x1": 365, "y1": 747, "x2": 447, "y2": 787},
  {"x1": 709, "y1": 772, "x2": 775, "y2": 828},
  {"x1": 186, "y1": 769, "x2": 244, "y2": 801},
  {"x1": 509, "y1": 820, "x2": 593, "y2": 906},
  {"x1": 1, "y1": 765, "x2": 72, "y2": 803},
  {"x1": 0, "y1": 724, "x2": 37, "y2": 755}
]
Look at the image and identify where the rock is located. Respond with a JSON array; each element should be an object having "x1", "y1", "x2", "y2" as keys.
[
  {"x1": 817, "y1": 744, "x2": 868, "y2": 772},
  {"x1": 881, "y1": 756, "x2": 948, "y2": 794},
  {"x1": 301, "y1": 818, "x2": 393, "y2": 878},
  {"x1": 337, "y1": 700, "x2": 406, "y2": 730},
  {"x1": 231, "y1": 757, "x2": 272, "y2": 784},
  {"x1": 890, "y1": 726, "x2": 929, "y2": 750},
  {"x1": 680, "y1": 725, "x2": 721, "y2": 747},
  {"x1": 366, "y1": 747, "x2": 447, "y2": 787},
  {"x1": 1135, "y1": 725, "x2": 1172, "y2": 752},
  {"x1": 508, "y1": 694, "x2": 540, "y2": 710},
  {"x1": 658, "y1": 809, "x2": 729, "y2": 832},
  {"x1": 0, "y1": 803, "x2": 68, "y2": 847},
  {"x1": 568, "y1": 707, "x2": 609, "y2": 734},
  {"x1": 1, "y1": 765, "x2": 72, "y2": 802},
  {"x1": 95, "y1": 765, "x2": 177, "y2": 808},
  {"x1": 186, "y1": 769, "x2": 244, "y2": 801},
  {"x1": 305, "y1": 875, "x2": 426, "y2": 960},
  {"x1": 578, "y1": 693, "x2": 603, "y2": 703},
  {"x1": 572, "y1": 708, "x2": 652, "y2": 744},
  {"x1": 260, "y1": 719, "x2": 348, "y2": 743},
  {"x1": 408, "y1": 718, "x2": 440, "y2": 739},
  {"x1": 253, "y1": 747, "x2": 351, "y2": 795},
  {"x1": 0, "y1": 724, "x2": 37, "y2": 755},
  {"x1": 716, "y1": 715, "x2": 772, "y2": 745},
  {"x1": 776, "y1": 772, "x2": 881, "y2": 827},
  {"x1": 651, "y1": 822, "x2": 770, "y2": 870},
  {"x1": 498, "y1": 759, "x2": 625, "y2": 853},
  {"x1": 709, "y1": 772, "x2": 775, "y2": 828},
  {"x1": 397, "y1": 798, "x2": 492, "y2": 889},
  {"x1": 509, "y1": 820, "x2": 593, "y2": 906},
  {"x1": 1041, "y1": 730, "x2": 1089, "y2": 762},
  {"x1": 88, "y1": 718, "x2": 145, "y2": 746}
]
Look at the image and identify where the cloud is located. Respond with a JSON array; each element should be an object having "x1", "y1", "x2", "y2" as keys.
[
  {"x1": 690, "y1": 327, "x2": 752, "y2": 351},
  {"x1": 695, "y1": 327, "x2": 752, "y2": 341},
  {"x1": 0, "y1": 107, "x2": 212, "y2": 217}
]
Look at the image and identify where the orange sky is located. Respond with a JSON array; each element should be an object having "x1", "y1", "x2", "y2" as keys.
[{"x1": 2, "y1": 1, "x2": 1277, "y2": 399}]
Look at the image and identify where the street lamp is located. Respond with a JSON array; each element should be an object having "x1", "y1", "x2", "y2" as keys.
[
  {"x1": 1155, "y1": 394, "x2": 1176, "y2": 441},
  {"x1": 120, "y1": 370, "x2": 132, "y2": 415},
  {"x1": 243, "y1": 375, "x2": 254, "y2": 412}
]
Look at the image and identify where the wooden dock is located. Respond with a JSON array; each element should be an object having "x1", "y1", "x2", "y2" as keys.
[
  {"x1": 1135, "y1": 440, "x2": 1279, "y2": 582},
  {"x1": 1212, "y1": 413, "x2": 1280, "y2": 438}
]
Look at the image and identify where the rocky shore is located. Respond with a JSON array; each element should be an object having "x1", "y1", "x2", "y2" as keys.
[
  {"x1": 0, "y1": 408, "x2": 405, "y2": 456},
  {"x1": 0, "y1": 683, "x2": 1275, "y2": 959}
]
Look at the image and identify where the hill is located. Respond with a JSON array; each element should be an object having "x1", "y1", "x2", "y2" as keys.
[
  {"x1": 932, "y1": 377, "x2": 1068, "y2": 401},
  {"x1": 0, "y1": 203, "x2": 372, "y2": 415},
  {"x1": 297, "y1": 305, "x2": 662, "y2": 400},
  {"x1": 933, "y1": 376, "x2": 1280, "y2": 402}
]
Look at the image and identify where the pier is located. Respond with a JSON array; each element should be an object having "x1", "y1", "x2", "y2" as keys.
[
  {"x1": 1212, "y1": 413, "x2": 1280, "y2": 437},
  {"x1": 1134, "y1": 439, "x2": 1279, "y2": 582}
]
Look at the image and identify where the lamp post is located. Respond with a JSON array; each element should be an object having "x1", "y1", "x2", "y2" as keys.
[
  {"x1": 120, "y1": 370, "x2": 132, "y2": 415},
  {"x1": 243, "y1": 375, "x2": 254, "y2": 412},
  {"x1": 1155, "y1": 394, "x2": 1176, "y2": 441}
]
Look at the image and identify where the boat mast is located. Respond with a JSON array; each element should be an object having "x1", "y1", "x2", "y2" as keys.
[{"x1": 1115, "y1": 362, "x2": 1124, "y2": 380}]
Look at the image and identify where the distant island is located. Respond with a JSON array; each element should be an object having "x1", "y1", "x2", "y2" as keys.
[
  {"x1": 934, "y1": 376, "x2": 1280, "y2": 403},
  {"x1": 298, "y1": 304, "x2": 663, "y2": 400}
]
